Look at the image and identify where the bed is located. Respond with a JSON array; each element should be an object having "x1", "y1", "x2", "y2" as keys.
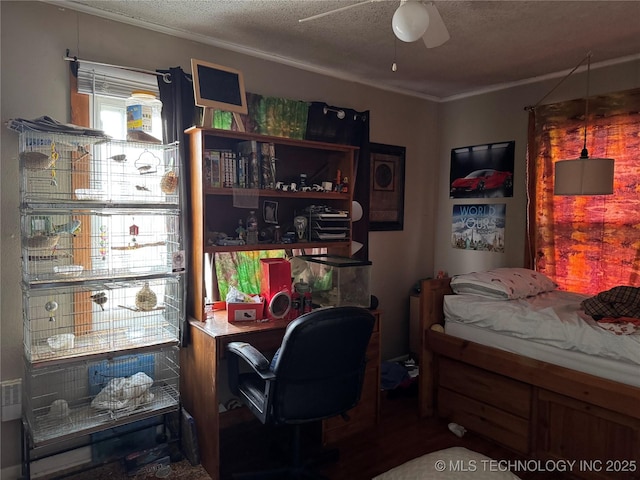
[{"x1": 417, "y1": 271, "x2": 640, "y2": 480}]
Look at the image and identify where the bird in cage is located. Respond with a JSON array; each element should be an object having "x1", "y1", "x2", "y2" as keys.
[
  {"x1": 91, "y1": 292, "x2": 108, "y2": 311},
  {"x1": 53, "y1": 219, "x2": 81, "y2": 236}
]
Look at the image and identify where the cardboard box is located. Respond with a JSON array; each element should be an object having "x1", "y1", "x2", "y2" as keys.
[{"x1": 227, "y1": 298, "x2": 265, "y2": 322}]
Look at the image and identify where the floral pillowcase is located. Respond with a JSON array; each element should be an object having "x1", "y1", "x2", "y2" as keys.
[{"x1": 450, "y1": 267, "x2": 557, "y2": 300}]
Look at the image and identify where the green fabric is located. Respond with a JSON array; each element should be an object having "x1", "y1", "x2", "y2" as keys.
[
  {"x1": 215, "y1": 250, "x2": 287, "y2": 300},
  {"x1": 212, "y1": 93, "x2": 309, "y2": 140}
]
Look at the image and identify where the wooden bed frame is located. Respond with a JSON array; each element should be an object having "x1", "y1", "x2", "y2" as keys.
[{"x1": 417, "y1": 278, "x2": 640, "y2": 480}]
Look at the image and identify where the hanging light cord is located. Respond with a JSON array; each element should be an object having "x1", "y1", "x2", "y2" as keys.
[
  {"x1": 525, "y1": 51, "x2": 592, "y2": 112},
  {"x1": 580, "y1": 54, "x2": 592, "y2": 158}
]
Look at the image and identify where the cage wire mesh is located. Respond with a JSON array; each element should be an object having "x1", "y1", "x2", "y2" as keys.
[
  {"x1": 24, "y1": 346, "x2": 180, "y2": 446},
  {"x1": 19, "y1": 131, "x2": 179, "y2": 205},
  {"x1": 22, "y1": 208, "x2": 181, "y2": 284},
  {"x1": 23, "y1": 277, "x2": 182, "y2": 363}
]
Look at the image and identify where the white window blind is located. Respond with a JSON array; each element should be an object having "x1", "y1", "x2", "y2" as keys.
[{"x1": 76, "y1": 63, "x2": 159, "y2": 99}]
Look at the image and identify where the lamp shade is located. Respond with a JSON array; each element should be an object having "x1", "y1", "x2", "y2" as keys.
[
  {"x1": 351, "y1": 201, "x2": 363, "y2": 222},
  {"x1": 392, "y1": 2, "x2": 430, "y2": 42},
  {"x1": 554, "y1": 158, "x2": 615, "y2": 195}
]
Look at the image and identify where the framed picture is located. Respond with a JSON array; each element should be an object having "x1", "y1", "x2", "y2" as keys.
[
  {"x1": 449, "y1": 141, "x2": 515, "y2": 198},
  {"x1": 263, "y1": 200, "x2": 278, "y2": 224},
  {"x1": 369, "y1": 143, "x2": 405, "y2": 231},
  {"x1": 190, "y1": 58, "x2": 248, "y2": 114}
]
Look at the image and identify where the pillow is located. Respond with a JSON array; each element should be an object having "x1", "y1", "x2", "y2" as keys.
[
  {"x1": 373, "y1": 446, "x2": 523, "y2": 480},
  {"x1": 450, "y1": 267, "x2": 557, "y2": 300}
]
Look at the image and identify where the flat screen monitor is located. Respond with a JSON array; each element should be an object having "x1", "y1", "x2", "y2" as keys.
[{"x1": 191, "y1": 58, "x2": 248, "y2": 115}]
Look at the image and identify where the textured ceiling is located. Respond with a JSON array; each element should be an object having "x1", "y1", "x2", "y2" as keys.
[{"x1": 61, "y1": 0, "x2": 640, "y2": 100}]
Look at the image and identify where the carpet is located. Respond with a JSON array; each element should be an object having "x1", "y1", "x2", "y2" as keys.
[{"x1": 40, "y1": 459, "x2": 212, "y2": 480}]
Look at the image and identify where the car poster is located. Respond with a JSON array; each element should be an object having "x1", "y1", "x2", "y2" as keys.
[
  {"x1": 452, "y1": 203, "x2": 506, "y2": 252},
  {"x1": 449, "y1": 141, "x2": 515, "y2": 198}
]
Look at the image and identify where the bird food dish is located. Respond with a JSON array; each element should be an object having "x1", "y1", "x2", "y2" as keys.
[
  {"x1": 53, "y1": 265, "x2": 84, "y2": 277},
  {"x1": 74, "y1": 189, "x2": 107, "y2": 201}
]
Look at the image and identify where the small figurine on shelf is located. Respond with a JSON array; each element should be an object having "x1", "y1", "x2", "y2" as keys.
[
  {"x1": 341, "y1": 176, "x2": 349, "y2": 193},
  {"x1": 236, "y1": 219, "x2": 246, "y2": 243},
  {"x1": 293, "y1": 215, "x2": 308, "y2": 242},
  {"x1": 246, "y1": 211, "x2": 258, "y2": 245}
]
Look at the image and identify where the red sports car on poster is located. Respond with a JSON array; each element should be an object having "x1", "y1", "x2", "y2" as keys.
[{"x1": 450, "y1": 169, "x2": 513, "y2": 195}]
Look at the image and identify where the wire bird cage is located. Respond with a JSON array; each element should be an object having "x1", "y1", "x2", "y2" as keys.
[
  {"x1": 19, "y1": 132, "x2": 179, "y2": 205},
  {"x1": 21, "y1": 208, "x2": 181, "y2": 284},
  {"x1": 24, "y1": 346, "x2": 180, "y2": 447},
  {"x1": 23, "y1": 277, "x2": 182, "y2": 363}
]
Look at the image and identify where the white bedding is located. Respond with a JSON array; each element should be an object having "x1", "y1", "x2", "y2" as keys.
[
  {"x1": 443, "y1": 290, "x2": 640, "y2": 385},
  {"x1": 372, "y1": 447, "x2": 522, "y2": 480}
]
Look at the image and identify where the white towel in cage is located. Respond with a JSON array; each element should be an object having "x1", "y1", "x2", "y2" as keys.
[{"x1": 91, "y1": 371, "x2": 154, "y2": 412}]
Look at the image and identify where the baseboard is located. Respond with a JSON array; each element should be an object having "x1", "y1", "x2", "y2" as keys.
[
  {"x1": 29, "y1": 446, "x2": 92, "y2": 478},
  {"x1": 1, "y1": 464, "x2": 22, "y2": 480},
  {"x1": 385, "y1": 354, "x2": 410, "y2": 363}
]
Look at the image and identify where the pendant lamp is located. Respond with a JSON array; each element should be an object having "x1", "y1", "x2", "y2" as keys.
[{"x1": 553, "y1": 54, "x2": 614, "y2": 195}]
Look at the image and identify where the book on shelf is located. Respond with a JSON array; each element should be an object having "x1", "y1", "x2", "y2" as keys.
[
  {"x1": 237, "y1": 140, "x2": 261, "y2": 189},
  {"x1": 204, "y1": 149, "x2": 222, "y2": 188},
  {"x1": 236, "y1": 152, "x2": 248, "y2": 188},
  {"x1": 222, "y1": 150, "x2": 237, "y2": 188},
  {"x1": 260, "y1": 142, "x2": 276, "y2": 189}
]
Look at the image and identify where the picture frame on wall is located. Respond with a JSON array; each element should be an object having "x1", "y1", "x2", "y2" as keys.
[
  {"x1": 449, "y1": 141, "x2": 515, "y2": 199},
  {"x1": 369, "y1": 143, "x2": 405, "y2": 231}
]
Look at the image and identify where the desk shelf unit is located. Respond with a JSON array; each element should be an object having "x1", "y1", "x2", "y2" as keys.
[
  {"x1": 186, "y1": 126, "x2": 358, "y2": 320},
  {"x1": 17, "y1": 130, "x2": 184, "y2": 476}
]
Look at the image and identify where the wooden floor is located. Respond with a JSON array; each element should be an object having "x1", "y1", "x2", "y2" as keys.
[
  {"x1": 220, "y1": 389, "x2": 566, "y2": 480},
  {"x1": 44, "y1": 389, "x2": 567, "y2": 480}
]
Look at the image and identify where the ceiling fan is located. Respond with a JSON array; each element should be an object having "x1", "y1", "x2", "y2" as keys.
[{"x1": 299, "y1": 0, "x2": 450, "y2": 48}]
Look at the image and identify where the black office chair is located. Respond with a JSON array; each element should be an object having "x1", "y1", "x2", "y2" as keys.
[{"x1": 226, "y1": 306, "x2": 376, "y2": 479}]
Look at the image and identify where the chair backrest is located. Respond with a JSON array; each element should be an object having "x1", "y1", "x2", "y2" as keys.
[{"x1": 270, "y1": 306, "x2": 375, "y2": 424}]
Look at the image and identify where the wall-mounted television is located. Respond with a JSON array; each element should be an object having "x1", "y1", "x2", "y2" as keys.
[{"x1": 191, "y1": 58, "x2": 248, "y2": 115}]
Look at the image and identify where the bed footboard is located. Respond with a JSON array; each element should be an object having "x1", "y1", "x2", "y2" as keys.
[
  {"x1": 419, "y1": 279, "x2": 640, "y2": 479},
  {"x1": 418, "y1": 277, "x2": 452, "y2": 417}
]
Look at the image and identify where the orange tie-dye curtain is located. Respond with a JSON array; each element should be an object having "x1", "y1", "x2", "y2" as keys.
[{"x1": 530, "y1": 88, "x2": 640, "y2": 295}]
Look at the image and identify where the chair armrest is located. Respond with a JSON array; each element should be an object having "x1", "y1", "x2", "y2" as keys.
[{"x1": 227, "y1": 341, "x2": 274, "y2": 378}]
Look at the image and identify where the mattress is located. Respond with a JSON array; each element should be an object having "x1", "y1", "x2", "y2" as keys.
[
  {"x1": 443, "y1": 291, "x2": 640, "y2": 387},
  {"x1": 372, "y1": 447, "x2": 522, "y2": 480}
]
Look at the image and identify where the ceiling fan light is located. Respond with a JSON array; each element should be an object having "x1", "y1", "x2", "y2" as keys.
[{"x1": 392, "y1": 2, "x2": 430, "y2": 42}]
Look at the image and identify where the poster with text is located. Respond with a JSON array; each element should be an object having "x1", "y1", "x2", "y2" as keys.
[{"x1": 452, "y1": 204, "x2": 506, "y2": 252}]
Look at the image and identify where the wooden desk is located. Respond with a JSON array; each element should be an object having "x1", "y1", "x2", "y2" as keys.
[{"x1": 180, "y1": 310, "x2": 380, "y2": 480}]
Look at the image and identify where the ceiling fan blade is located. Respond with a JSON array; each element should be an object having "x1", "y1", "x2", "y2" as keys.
[
  {"x1": 422, "y1": 2, "x2": 450, "y2": 48},
  {"x1": 299, "y1": 0, "x2": 379, "y2": 23}
]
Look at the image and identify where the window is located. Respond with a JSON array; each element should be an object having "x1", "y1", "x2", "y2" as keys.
[
  {"x1": 71, "y1": 66, "x2": 169, "y2": 306},
  {"x1": 530, "y1": 88, "x2": 640, "y2": 294}
]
